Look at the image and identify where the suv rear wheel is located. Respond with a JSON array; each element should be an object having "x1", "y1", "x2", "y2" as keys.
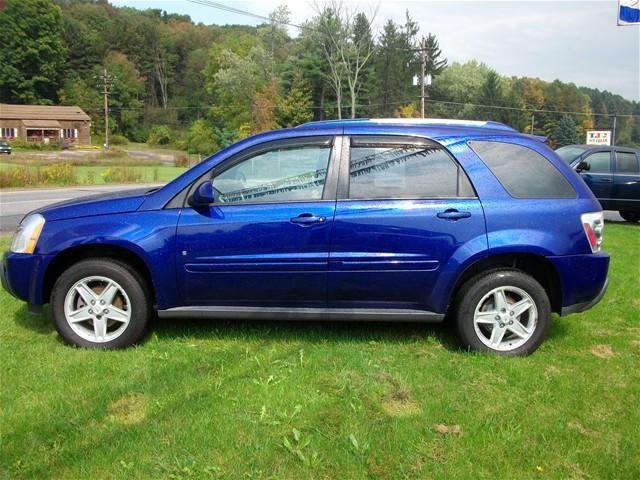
[
  {"x1": 50, "y1": 258, "x2": 151, "y2": 348},
  {"x1": 619, "y1": 211, "x2": 639, "y2": 223},
  {"x1": 454, "y1": 269, "x2": 551, "y2": 355}
]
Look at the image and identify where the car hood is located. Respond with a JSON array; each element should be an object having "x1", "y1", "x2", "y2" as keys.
[{"x1": 33, "y1": 187, "x2": 154, "y2": 222}]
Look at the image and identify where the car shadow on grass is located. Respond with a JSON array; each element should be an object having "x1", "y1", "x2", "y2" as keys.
[
  {"x1": 151, "y1": 315, "x2": 464, "y2": 350},
  {"x1": 14, "y1": 307, "x2": 572, "y2": 353}
]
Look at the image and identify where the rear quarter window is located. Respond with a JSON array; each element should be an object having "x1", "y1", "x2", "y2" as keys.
[{"x1": 469, "y1": 140, "x2": 576, "y2": 199}]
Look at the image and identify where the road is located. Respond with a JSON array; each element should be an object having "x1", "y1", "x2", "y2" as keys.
[
  {"x1": 0, "y1": 184, "x2": 628, "y2": 233},
  {"x1": 0, "y1": 184, "x2": 162, "y2": 232}
]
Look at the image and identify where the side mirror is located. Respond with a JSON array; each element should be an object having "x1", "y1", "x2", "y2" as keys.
[
  {"x1": 189, "y1": 180, "x2": 215, "y2": 206},
  {"x1": 576, "y1": 161, "x2": 590, "y2": 173}
]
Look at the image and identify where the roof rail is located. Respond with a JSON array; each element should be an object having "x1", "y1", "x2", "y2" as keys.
[{"x1": 296, "y1": 118, "x2": 517, "y2": 132}]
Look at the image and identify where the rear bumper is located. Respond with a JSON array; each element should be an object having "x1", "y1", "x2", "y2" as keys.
[
  {"x1": 561, "y1": 277, "x2": 609, "y2": 316},
  {"x1": 548, "y1": 252, "x2": 610, "y2": 317}
]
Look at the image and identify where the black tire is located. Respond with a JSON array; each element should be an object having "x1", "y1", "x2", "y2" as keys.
[
  {"x1": 50, "y1": 258, "x2": 152, "y2": 348},
  {"x1": 454, "y1": 269, "x2": 551, "y2": 356},
  {"x1": 619, "y1": 211, "x2": 639, "y2": 223}
]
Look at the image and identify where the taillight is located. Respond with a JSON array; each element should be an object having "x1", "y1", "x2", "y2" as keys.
[{"x1": 581, "y1": 212, "x2": 604, "y2": 253}]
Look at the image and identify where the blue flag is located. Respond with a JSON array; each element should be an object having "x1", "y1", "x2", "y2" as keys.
[{"x1": 619, "y1": 0, "x2": 640, "y2": 24}]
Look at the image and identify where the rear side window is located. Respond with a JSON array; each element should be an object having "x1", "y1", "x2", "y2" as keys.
[
  {"x1": 469, "y1": 141, "x2": 575, "y2": 199},
  {"x1": 583, "y1": 152, "x2": 612, "y2": 173},
  {"x1": 616, "y1": 152, "x2": 639, "y2": 174},
  {"x1": 348, "y1": 137, "x2": 475, "y2": 199}
]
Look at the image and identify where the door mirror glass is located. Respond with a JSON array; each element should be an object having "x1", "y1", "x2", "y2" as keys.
[
  {"x1": 576, "y1": 161, "x2": 590, "y2": 172},
  {"x1": 189, "y1": 180, "x2": 215, "y2": 206}
]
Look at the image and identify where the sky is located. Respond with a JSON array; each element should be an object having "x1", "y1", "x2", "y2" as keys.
[{"x1": 111, "y1": 0, "x2": 640, "y2": 101}]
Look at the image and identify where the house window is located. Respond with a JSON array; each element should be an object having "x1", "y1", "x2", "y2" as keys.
[
  {"x1": 63, "y1": 128, "x2": 77, "y2": 139},
  {"x1": 1, "y1": 127, "x2": 16, "y2": 138}
]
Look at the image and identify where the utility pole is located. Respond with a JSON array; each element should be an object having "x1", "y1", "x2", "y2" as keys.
[
  {"x1": 531, "y1": 114, "x2": 535, "y2": 134},
  {"x1": 103, "y1": 67, "x2": 109, "y2": 149},
  {"x1": 94, "y1": 67, "x2": 116, "y2": 149},
  {"x1": 612, "y1": 115, "x2": 617, "y2": 146},
  {"x1": 420, "y1": 37, "x2": 426, "y2": 118}
]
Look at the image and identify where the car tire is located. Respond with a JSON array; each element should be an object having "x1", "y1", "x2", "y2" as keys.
[
  {"x1": 50, "y1": 258, "x2": 152, "y2": 348},
  {"x1": 619, "y1": 211, "x2": 639, "y2": 223},
  {"x1": 454, "y1": 269, "x2": 551, "y2": 356}
]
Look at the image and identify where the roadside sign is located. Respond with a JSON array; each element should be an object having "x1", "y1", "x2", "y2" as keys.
[
  {"x1": 586, "y1": 130, "x2": 612, "y2": 146},
  {"x1": 618, "y1": 0, "x2": 640, "y2": 25}
]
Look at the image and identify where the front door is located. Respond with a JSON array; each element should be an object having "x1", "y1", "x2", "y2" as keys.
[
  {"x1": 328, "y1": 135, "x2": 486, "y2": 312},
  {"x1": 580, "y1": 150, "x2": 613, "y2": 208},
  {"x1": 176, "y1": 136, "x2": 338, "y2": 307}
]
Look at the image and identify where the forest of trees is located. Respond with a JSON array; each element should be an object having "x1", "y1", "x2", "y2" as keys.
[{"x1": 1, "y1": 0, "x2": 638, "y2": 154}]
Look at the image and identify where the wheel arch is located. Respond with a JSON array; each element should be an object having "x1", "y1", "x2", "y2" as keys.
[
  {"x1": 43, "y1": 243, "x2": 156, "y2": 306},
  {"x1": 447, "y1": 252, "x2": 563, "y2": 315}
]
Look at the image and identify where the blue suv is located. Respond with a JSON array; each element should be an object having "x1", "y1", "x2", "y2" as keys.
[{"x1": 1, "y1": 119, "x2": 609, "y2": 355}]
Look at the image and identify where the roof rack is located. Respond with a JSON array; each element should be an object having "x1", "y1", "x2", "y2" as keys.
[{"x1": 296, "y1": 118, "x2": 517, "y2": 132}]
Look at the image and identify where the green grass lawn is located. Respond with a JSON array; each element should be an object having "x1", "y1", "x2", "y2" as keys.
[{"x1": 1, "y1": 224, "x2": 638, "y2": 479}]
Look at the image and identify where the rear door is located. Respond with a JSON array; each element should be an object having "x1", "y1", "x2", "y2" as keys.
[
  {"x1": 328, "y1": 135, "x2": 486, "y2": 312},
  {"x1": 612, "y1": 149, "x2": 640, "y2": 211},
  {"x1": 579, "y1": 150, "x2": 613, "y2": 208}
]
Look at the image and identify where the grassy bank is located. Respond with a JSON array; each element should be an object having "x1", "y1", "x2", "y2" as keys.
[
  {"x1": 0, "y1": 223, "x2": 638, "y2": 479},
  {"x1": 0, "y1": 162, "x2": 187, "y2": 187}
]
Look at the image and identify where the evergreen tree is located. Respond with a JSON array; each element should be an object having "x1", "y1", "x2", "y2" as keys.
[
  {"x1": 276, "y1": 72, "x2": 314, "y2": 127},
  {"x1": 553, "y1": 115, "x2": 580, "y2": 147}
]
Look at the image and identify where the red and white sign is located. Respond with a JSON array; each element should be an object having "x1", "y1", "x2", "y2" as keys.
[{"x1": 586, "y1": 130, "x2": 611, "y2": 146}]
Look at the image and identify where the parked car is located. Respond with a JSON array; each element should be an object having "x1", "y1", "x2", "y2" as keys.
[
  {"x1": 2, "y1": 119, "x2": 609, "y2": 355},
  {"x1": 555, "y1": 144, "x2": 640, "y2": 222},
  {"x1": 0, "y1": 140, "x2": 12, "y2": 154}
]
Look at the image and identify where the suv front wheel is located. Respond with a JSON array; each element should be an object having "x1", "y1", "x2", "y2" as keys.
[
  {"x1": 454, "y1": 269, "x2": 551, "y2": 355},
  {"x1": 50, "y1": 258, "x2": 151, "y2": 348}
]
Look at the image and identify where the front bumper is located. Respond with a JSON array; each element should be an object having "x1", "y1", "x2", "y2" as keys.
[{"x1": 2, "y1": 251, "x2": 48, "y2": 308}]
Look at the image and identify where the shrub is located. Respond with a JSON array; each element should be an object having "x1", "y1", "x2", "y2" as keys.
[
  {"x1": 101, "y1": 167, "x2": 142, "y2": 184},
  {"x1": 147, "y1": 125, "x2": 173, "y2": 146},
  {"x1": 42, "y1": 163, "x2": 76, "y2": 185},
  {"x1": 8, "y1": 140, "x2": 61, "y2": 151},
  {"x1": 0, "y1": 167, "x2": 41, "y2": 188},
  {"x1": 109, "y1": 134, "x2": 129, "y2": 145},
  {"x1": 174, "y1": 154, "x2": 189, "y2": 167}
]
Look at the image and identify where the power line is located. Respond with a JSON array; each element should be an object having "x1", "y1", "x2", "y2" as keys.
[{"x1": 186, "y1": 0, "x2": 303, "y2": 29}]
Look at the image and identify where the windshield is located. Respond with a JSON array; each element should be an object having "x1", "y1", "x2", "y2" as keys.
[
  {"x1": 555, "y1": 145, "x2": 589, "y2": 165},
  {"x1": 0, "y1": 141, "x2": 8, "y2": 146}
]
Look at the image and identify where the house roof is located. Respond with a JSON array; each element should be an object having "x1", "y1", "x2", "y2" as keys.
[
  {"x1": 0, "y1": 104, "x2": 90, "y2": 121},
  {"x1": 22, "y1": 119, "x2": 62, "y2": 128}
]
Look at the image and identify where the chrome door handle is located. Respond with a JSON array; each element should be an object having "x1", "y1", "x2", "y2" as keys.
[
  {"x1": 437, "y1": 209, "x2": 471, "y2": 220},
  {"x1": 290, "y1": 214, "x2": 326, "y2": 225}
]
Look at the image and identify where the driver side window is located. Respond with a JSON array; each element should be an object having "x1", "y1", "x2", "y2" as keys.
[{"x1": 212, "y1": 143, "x2": 332, "y2": 204}]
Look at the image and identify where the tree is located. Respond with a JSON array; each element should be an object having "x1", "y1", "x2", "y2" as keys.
[
  {"x1": 553, "y1": 115, "x2": 580, "y2": 147},
  {"x1": 277, "y1": 72, "x2": 314, "y2": 127},
  {"x1": 316, "y1": 2, "x2": 377, "y2": 118},
  {"x1": 0, "y1": 0, "x2": 66, "y2": 103},
  {"x1": 424, "y1": 33, "x2": 447, "y2": 76}
]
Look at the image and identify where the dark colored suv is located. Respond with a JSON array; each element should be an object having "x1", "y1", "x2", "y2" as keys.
[
  {"x1": 555, "y1": 145, "x2": 640, "y2": 222},
  {"x1": 2, "y1": 119, "x2": 609, "y2": 355}
]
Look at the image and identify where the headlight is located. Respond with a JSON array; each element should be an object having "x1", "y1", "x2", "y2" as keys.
[{"x1": 10, "y1": 214, "x2": 45, "y2": 254}]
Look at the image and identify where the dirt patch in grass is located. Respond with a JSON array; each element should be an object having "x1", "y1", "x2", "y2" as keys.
[
  {"x1": 107, "y1": 393, "x2": 150, "y2": 425},
  {"x1": 590, "y1": 344, "x2": 615, "y2": 359},
  {"x1": 376, "y1": 371, "x2": 422, "y2": 417},
  {"x1": 567, "y1": 421, "x2": 597, "y2": 438},
  {"x1": 433, "y1": 423, "x2": 462, "y2": 435},
  {"x1": 381, "y1": 392, "x2": 422, "y2": 417}
]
